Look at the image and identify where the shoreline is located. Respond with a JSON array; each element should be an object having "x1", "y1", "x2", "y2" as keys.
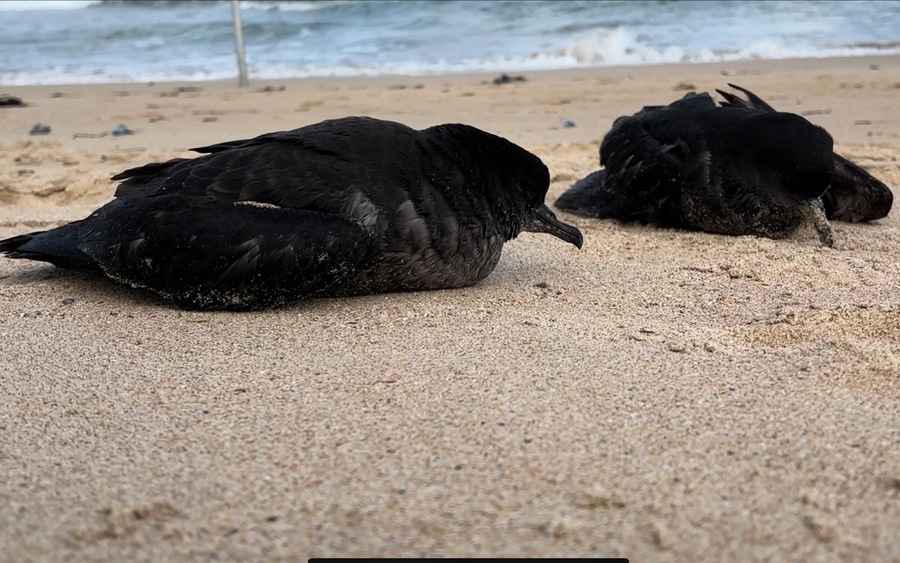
[{"x1": 4, "y1": 52, "x2": 900, "y2": 91}]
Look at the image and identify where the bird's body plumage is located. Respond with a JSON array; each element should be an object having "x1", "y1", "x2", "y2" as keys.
[{"x1": 1, "y1": 117, "x2": 582, "y2": 309}]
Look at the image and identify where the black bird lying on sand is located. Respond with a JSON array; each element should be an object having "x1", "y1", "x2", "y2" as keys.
[
  {"x1": 0, "y1": 117, "x2": 583, "y2": 310},
  {"x1": 555, "y1": 84, "x2": 893, "y2": 246}
]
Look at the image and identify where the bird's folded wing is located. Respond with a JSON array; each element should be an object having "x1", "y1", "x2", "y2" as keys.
[
  {"x1": 78, "y1": 196, "x2": 374, "y2": 309},
  {"x1": 715, "y1": 84, "x2": 776, "y2": 112},
  {"x1": 596, "y1": 113, "x2": 700, "y2": 223},
  {"x1": 110, "y1": 133, "x2": 371, "y2": 212},
  {"x1": 189, "y1": 130, "x2": 302, "y2": 154}
]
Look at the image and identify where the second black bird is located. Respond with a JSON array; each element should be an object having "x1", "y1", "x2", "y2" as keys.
[{"x1": 556, "y1": 84, "x2": 893, "y2": 246}]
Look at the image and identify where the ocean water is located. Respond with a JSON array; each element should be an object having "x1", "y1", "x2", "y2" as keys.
[{"x1": 2, "y1": 0, "x2": 899, "y2": 85}]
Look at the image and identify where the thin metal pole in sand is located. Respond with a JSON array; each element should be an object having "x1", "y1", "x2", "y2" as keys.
[{"x1": 231, "y1": 0, "x2": 249, "y2": 87}]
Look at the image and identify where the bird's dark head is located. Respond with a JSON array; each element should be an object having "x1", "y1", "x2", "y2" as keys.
[
  {"x1": 498, "y1": 140, "x2": 584, "y2": 249},
  {"x1": 425, "y1": 124, "x2": 583, "y2": 248}
]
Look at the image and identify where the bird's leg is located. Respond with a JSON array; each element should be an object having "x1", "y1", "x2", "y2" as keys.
[{"x1": 808, "y1": 198, "x2": 834, "y2": 248}]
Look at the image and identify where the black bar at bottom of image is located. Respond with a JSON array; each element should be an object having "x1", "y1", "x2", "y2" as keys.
[{"x1": 310, "y1": 559, "x2": 628, "y2": 563}]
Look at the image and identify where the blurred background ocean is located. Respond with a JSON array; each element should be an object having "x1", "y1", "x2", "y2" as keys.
[{"x1": 2, "y1": 0, "x2": 899, "y2": 85}]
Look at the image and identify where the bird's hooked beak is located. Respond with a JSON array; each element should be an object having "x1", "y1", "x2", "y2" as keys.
[{"x1": 523, "y1": 204, "x2": 584, "y2": 249}]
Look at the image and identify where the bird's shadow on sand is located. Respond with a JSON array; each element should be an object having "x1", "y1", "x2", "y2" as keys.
[
  {"x1": 1, "y1": 247, "x2": 576, "y2": 315},
  {"x1": 2, "y1": 264, "x2": 167, "y2": 309},
  {"x1": 1, "y1": 263, "x2": 440, "y2": 315}
]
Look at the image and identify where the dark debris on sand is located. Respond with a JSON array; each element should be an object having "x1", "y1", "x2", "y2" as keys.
[
  {"x1": 159, "y1": 86, "x2": 203, "y2": 98},
  {"x1": 0, "y1": 95, "x2": 26, "y2": 107},
  {"x1": 112, "y1": 124, "x2": 135, "y2": 137},
  {"x1": 492, "y1": 73, "x2": 527, "y2": 85}
]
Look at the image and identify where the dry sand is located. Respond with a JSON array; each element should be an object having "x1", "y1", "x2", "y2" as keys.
[{"x1": 1, "y1": 55, "x2": 900, "y2": 562}]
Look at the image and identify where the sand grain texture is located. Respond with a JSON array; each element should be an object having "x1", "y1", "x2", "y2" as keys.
[{"x1": 2, "y1": 56, "x2": 900, "y2": 562}]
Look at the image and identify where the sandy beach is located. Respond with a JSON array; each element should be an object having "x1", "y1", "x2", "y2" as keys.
[{"x1": 2, "y1": 55, "x2": 900, "y2": 561}]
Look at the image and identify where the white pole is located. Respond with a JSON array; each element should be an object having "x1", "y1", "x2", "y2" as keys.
[{"x1": 231, "y1": 0, "x2": 249, "y2": 87}]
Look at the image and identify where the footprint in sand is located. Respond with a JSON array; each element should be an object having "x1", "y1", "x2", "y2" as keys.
[
  {"x1": 740, "y1": 306, "x2": 900, "y2": 393},
  {"x1": 296, "y1": 100, "x2": 324, "y2": 112}
]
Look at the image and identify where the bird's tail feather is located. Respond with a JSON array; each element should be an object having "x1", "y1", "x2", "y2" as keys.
[
  {"x1": 825, "y1": 153, "x2": 894, "y2": 222},
  {"x1": 0, "y1": 232, "x2": 39, "y2": 255},
  {"x1": 0, "y1": 224, "x2": 96, "y2": 270},
  {"x1": 554, "y1": 170, "x2": 621, "y2": 217}
]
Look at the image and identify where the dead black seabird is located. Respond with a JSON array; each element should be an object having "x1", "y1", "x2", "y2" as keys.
[
  {"x1": 555, "y1": 85, "x2": 892, "y2": 246},
  {"x1": 0, "y1": 117, "x2": 583, "y2": 310}
]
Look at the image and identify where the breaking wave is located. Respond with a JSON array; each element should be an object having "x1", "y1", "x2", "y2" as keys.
[{"x1": 1, "y1": 1, "x2": 899, "y2": 85}]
